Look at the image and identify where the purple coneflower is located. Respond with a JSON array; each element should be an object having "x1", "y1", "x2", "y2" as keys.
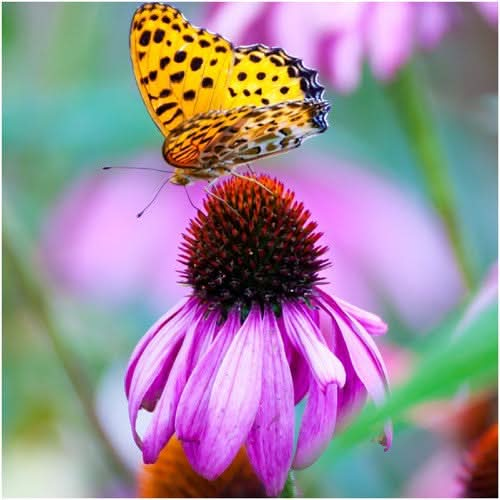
[{"x1": 125, "y1": 174, "x2": 391, "y2": 496}]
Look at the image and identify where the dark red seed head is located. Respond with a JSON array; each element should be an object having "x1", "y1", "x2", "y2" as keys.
[{"x1": 178, "y1": 174, "x2": 329, "y2": 314}]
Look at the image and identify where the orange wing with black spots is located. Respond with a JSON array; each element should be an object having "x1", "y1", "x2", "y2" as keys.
[
  {"x1": 164, "y1": 100, "x2": 329, "y2": 170},
  {"x1": 223, "y1": 44, "x2": 325, "y2": 109},
  {"x1": 130, "y1": 2, "x2": 330, "y2": 180},
  {"x1": 130, "y1": 3, "x2": 233, "y2": 134}
]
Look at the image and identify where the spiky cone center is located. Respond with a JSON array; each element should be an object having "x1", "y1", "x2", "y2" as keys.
[{"x1": 179, "y1": 174, "x2": 329, "y2": 315}]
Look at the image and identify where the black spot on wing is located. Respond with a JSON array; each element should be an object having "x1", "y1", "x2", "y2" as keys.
[
  {"x1": 139, "y1": 30, "x2": 151, "y2": 46},
  {"x1": 170, "y1": 71, "x2": 185, "y2": 83},
  {"x1": 156, "y1": 102, "x2": 177, "y2": 116},
  {"x1": 202, "y1": 77, "x2": 214, "y2": 88},
  {"x1": 153, "y1": 29, "x2": 165, "y2": 43}
]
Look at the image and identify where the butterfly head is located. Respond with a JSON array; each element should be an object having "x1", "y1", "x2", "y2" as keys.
[{"x1": 169, "y1": 171, "x2": 191, "y2": 186}]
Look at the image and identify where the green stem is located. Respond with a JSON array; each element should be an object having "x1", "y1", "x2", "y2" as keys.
[
  {"x1": 280, "y1": 471, "x2": 297, "y2": 497},
  {"x1": 3, "y1": 205, "x2": 132, "y2": 483},
  {"x1": 387, "y1": 64, "x2": 475, "y2": 291}
]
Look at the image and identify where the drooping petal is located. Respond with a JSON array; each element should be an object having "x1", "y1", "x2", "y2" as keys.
[
  {"x1": 328, "y1": 312, "x2": 367, "y2": 426},
  {"x1": 175, "y1": 310, "x2": 241, "y2": 463},
  {"x1": 278, "y1": 316, "x2": 310, "y2": 403},
  {"x1": 289, "y1": 349, "x2": 310, "y2": 404},
  {"x1": 332, "y1": 295, "x2": 388, "y2": 336},
  {"x1": 317, "y1": 290, "x2": 389, "y2": 398},
  {"x1": 317, "y1": 290, "x2": 392, "y2": 449},
  {"x1": 125, "y1": 297, "x2": 191, "y2": 397},
  {"x1": 246, "y1": 308, "x2": 294, "y2": 497},
  {"x1": 142, "y1": 310, "x2": 219, "y2": 463},
  {"x1": 282, "y1": 302, "x2": 346, "y2": 388},
  {"x1": 293, "y1": 378, "x2": 338, "y2": 470},
  {"x1": 381, "y1": 421, "x2": 393, "y2": 451},
  {"x1": 127, "y1": 303, "x2": 197, "y2": 446},
  {"x1": 182, "y1": 307, "x2": 264, "y2": 480}
]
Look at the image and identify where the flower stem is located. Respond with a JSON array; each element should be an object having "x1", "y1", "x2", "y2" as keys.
[
  {"x1": 280, "y1": 471, "x2": 297, "y2": 497},
  {"x1": 3, "y1": 204, "x2": 132, "y2": 483},
  {"x1": 387, "y1": 63, "x2": 475, "y2": 291}
]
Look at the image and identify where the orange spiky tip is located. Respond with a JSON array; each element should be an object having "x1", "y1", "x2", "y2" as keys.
[
  {"x1": 460, "y1": 423, "x2": 498, "y2": 498},
  {"x1": 178, "y1": 174, "x2": 329, "y2": 314},
  {"x1": 138, "y1": 437, "x2": 266, "y2": 498}
]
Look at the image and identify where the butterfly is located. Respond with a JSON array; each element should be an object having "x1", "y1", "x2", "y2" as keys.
[{"x1": 130, "y1": 2, "x2": 330, "y2": 186}]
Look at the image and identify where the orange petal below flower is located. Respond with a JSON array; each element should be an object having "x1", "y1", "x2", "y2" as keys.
[
  {"x1": 139, "y1": 437, "x2": 266, "y2": 498},
  {"x1": 461, "y1": 423, "x2": 498, "y2": 498}
]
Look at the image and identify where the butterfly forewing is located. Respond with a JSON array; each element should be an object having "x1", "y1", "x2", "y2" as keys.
[{"x1": 130, "y1": 3, "x2": 234, "y2": 135}]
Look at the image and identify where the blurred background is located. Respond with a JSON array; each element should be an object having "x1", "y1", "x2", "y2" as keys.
[{"x1": 3, "y1": 2, "x2": 498, "y2": 497}]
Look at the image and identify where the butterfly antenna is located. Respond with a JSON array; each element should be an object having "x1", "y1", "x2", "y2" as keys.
[
  {"x1": 137, "y1": 176, "x2": 173, "y2": 218},
  {"x1": 183, "y1": 185, "x2": 200, "y2": 212},
  {"x1": 103, "y1": 166, "x2": 174, "y2": 175},
  {"x1": 229, "y1": 170, "x2": 275, "y2": 196},
  {"x1": 204, "y1": 186, "x2": 244, "y2": 221}
]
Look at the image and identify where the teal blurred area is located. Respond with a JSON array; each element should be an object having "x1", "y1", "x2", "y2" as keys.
[{"x1": 3, "y1": 2, "x2": 497, "y2": 497}]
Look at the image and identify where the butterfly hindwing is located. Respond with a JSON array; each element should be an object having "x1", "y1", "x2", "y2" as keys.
[
  {"x1": 130, "y1": 3, "x2": 234, "y2": 135},
  {"x1": 165, "y1": 100, "x2": 329, "y2": 169},
  {"x1": 223, "y1": 44, "x2": 325, "y2": 109}
]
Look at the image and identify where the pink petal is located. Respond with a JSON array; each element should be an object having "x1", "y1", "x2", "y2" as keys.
[
  {"x1": 476, "y1": 2, "x2": 498, "y2": 27},
  {"x1": 332, "y1": 295, "x2": 388, "y2": 336},
  {"x1": 127, "y1": 303, "x2": 197, "y2": 446},
  {"x1": 246, "y1": 308, "x2": 294, "y2": 496},
  {"x1": 175, "y1": 310, "x2": 241, "y2": 462},
  {"x1": 183, "y1": 307, "x2": 264, "y2": 479},
  {"x1": 366, "y1": 2, "x2": 415, "y2": 81},
  {"x1": 124, "y1": 297, "x2": 191, "y2": 397},
  {"x1": 328, "y1": 29, "x2": 364, "y2": 93},
  {"x1": 207, "y1": 2, "x2": 267, "y2": 43},
  {"x1": 293, "y1": 379, "x2": 338, "y2": 469},
  {"x1": 272, "y1": 3, "x2": 319, "y2": 66},
  {"x1": 330, "y1": 315, "x2": 367, "y2": 427},
  {"x1": 141, "y1": 310, "x2": 219, "y2": 463},
  {"x1": 416, "y1": 2, "x2": 454, "y2": 49},
  {"x1": 317, "y1": 291, "x2": 392, "y2": 449},
  {"x1": 282, "y1": 302, "x2": 346, "y2": 388},
  {"x1": 289, "y1": 349, "x2": 310, "y2": 404}
]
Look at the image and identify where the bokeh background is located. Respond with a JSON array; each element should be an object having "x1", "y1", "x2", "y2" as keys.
[{"x1": 3, "y1": 2, "x2": 498, "y2": 497}]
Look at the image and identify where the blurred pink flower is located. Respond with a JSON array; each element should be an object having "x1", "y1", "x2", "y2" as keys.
[
  {"x1": 477, "y1": 2, "x2": 498, "y2": 26},
  {"x1": 41, "y1": 151, "x2": 464, "y2": 331},
  {"x1": 205, "y1": 2, "x2": 495, "y2": 93}
]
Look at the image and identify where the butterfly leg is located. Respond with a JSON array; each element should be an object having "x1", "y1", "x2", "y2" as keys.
[
  {"x1": 228, "y1": 169, "x2": 275, "y2": 196},
  {"x1": 183, "y1": 185, "x2": 200, "y2": 212},
  {"x1": 203, "y1": 185, "x2": 243, "y2": 220}
]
